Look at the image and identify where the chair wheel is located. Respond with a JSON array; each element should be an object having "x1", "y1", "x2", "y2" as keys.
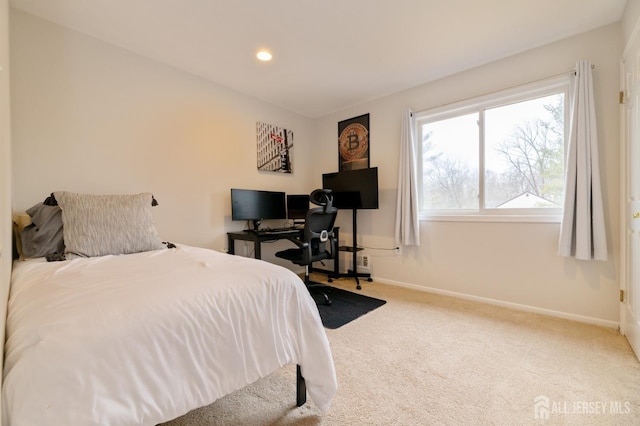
[
  {"x1": 323, "y1": 294, "x2": 332, "y2": 306},
  {"x1": 328, "y1": 278, "x2": 333, "y2": 283}
]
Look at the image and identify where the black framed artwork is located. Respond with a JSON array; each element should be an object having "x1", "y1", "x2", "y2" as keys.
[{"x1": 338, "y1": 113, "x2": 369, "y2": 171}]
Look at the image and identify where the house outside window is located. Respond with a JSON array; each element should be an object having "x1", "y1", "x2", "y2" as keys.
[{"x1": 414, "y1": 76, "x2": 571, "y2": 222}]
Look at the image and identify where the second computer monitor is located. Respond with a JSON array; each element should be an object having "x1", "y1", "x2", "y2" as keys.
[{"x1": 287, "y1": 194, "x2": 310, "y2": 223}]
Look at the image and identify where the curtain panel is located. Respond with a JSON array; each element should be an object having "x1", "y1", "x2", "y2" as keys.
[
  {"x1": 394, "y1": 108, "x2": 420, "y2": 246},
  {"x1": 558, "y1": 60, "x2": 607, "y2": 261}
]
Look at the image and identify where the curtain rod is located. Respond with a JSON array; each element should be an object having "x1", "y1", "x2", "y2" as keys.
[
  {"x1": 543, "y1": 63, "x2": 595, "y2": 79},
  {"x1": 412, "y1": 63, "x2": 595, "y2": 115}
]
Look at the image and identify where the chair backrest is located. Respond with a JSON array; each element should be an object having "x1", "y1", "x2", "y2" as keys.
[{"x1": 304, "y1": 189, "x2": 338, "y2": 259}]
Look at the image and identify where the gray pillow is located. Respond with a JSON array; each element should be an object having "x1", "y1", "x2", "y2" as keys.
[
  {"x1": 54, "y1": 191, "x2": 165, "y2": 259},
  {"x1": 21, "y1": 203, "x2": 65, "y2": 259}
]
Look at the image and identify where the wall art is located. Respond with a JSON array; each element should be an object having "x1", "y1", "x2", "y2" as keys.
[
  {"x1": 256, "y1": 122, "x2": 293, "y2": 173},
  {"x1": 338, "y1": 113, "x2": 369, "y2": 171}
]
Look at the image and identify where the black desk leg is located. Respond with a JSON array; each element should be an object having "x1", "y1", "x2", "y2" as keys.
[
  {"x1": 227, "y1": 235, "x2": 235, "y2": 255},
  {"x1": 296, "y1": 365, "x2": 306, "y2": 406}
]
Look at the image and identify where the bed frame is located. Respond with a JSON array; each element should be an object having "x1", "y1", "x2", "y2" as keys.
[{"x1": 296, "y1": 365, "x2": 307, "y2": 406}]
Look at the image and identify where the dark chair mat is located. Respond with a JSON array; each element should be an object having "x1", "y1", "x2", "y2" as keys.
[{"x1": 312, "y1": 286, "x2": 386, "y2": 329}]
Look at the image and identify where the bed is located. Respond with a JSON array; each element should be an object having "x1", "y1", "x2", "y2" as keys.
[{"x1": 3, "y1": 192, "x2": 337, "y2": 425}]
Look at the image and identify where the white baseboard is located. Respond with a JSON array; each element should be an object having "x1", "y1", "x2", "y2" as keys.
[{"x1": 374, "y1": 277, "x2": 619, "y2": 329}]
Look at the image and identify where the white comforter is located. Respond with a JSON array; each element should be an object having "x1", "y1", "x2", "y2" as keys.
[{"x1": 2, "y1": 245, "x2": 337, "y2": 425}]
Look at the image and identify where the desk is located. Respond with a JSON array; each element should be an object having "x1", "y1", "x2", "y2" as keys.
[
  {"x1": 227, "y1": 229, "x2": 300, "y2": 259},
  {"x1": 227, "y1": 228, "x2": 340, "y2": 278}
]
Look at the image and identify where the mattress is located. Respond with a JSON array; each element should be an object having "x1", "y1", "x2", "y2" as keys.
[{"x1": 2, "y1": 244, "x2": 336, "y2": 425}]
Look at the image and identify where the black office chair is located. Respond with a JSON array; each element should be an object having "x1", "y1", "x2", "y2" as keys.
[{"x1": 276, "y1": 189, "x2": 338, "y2": 305}]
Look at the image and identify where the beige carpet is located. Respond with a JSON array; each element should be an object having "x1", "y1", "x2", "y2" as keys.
[{"x1": 163, "y1": 276, "x2": 640, "y2": 425}]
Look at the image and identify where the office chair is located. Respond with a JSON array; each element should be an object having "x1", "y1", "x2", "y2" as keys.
[{"x1": 276, "y1": 189, "x2": 337, "y2": 305}]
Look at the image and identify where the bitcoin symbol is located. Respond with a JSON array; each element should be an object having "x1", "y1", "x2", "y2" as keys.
[{"x1": 339, "y1": 123, "x2": 368, "y2": 165}]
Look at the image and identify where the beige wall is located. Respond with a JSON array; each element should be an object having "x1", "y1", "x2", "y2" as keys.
[
  {"x1": 623, "y1": 0, "x2": 640, "y2": 42},
  {"x1": 9, "y1": 9, "x2": 628, "y2": 325},
  {"x1": 1, "y1": 0, "x2": 10, "y2": 418},
  {"x1": 313, "y1": 23, "x2": 623, "y2": 325},
  {"x1": 0, "y1": 0, "x2": 9, "y2": 285},
  {"x1": 10, "y1": 10, "x2": 315, "y2": 265}
]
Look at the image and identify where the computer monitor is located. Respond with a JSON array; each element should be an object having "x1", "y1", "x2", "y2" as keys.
[
  {"x1": 322, "y1": 167, "x2": 379, "y2": 210},
  {"x1": 287, "y1": 194, "x2": 310, "y2": 224},
  {"x1": 230, "y1": 188, "x2": 286, "y2": 230}
]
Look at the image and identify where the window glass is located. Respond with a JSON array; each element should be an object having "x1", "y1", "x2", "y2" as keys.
[
  {"x1": 421, "y1": 113, "x2": 479, "y2": 210},
  {"x1": 484, "y1": 94, "x2": 564, "y2": 209}
]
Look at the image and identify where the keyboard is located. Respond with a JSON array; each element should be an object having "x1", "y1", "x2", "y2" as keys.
[
  {"x1": 263, "y1": 228, "x2": 299, "y2": 235},
  {"x1": 243, "y1": 228, "x2": 299, "y2": 235}
]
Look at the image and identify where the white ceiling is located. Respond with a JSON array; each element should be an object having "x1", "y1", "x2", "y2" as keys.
[{"x1": 10, "y1": 0, "x2": 628, "y2": 118}]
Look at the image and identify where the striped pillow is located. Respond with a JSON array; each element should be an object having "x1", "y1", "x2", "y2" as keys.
[{"x1": 54, "y1": 191, "x2": 165, "y2": 259}]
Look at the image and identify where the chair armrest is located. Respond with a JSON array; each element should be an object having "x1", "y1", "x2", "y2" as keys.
[
  {"x1": 283, "y1": 237, "x2": 308, "y2": 250},
  {"x1": 326, "y1": 231, "x2": 337, "y2": 259}
]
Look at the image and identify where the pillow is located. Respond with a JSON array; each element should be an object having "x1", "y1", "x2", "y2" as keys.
[
  {"x1": 18, "y1": 203, "x2": 65, "y2": 259},
  {"x1": 12, "y1": 213, "x2": 32, "y2": 260},
  {"x1": 43, "y1": 192, "x2": 159, "y2": 207},
  {"x1": 54, "y1": 191, "x2": 165, "y2": 259}
]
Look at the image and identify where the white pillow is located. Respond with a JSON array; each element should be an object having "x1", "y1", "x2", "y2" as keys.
[{"x1": 54, "y1": 191, "x2": 165, "y2": 259}]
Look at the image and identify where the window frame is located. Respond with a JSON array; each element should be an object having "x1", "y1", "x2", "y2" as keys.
[{"x1": 414, "y1": 75, "x2": 572, "y2": 223}]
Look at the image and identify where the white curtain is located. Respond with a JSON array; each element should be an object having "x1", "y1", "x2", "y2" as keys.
[
  {"x1": 558, "y1": 60, "x2": 607, "y2": 261},
  {"x1": 394, "y1": 108, "x2": 420, "y2": 246}
]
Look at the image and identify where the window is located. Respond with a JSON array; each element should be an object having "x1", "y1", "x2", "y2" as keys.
[{"x1": 415, "y1": 76, "x2": 570, "y2": 222}]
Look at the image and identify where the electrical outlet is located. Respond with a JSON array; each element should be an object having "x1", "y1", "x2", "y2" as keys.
[{"x1": 356, "y1": 254, "x2": 370, "y2": 272}]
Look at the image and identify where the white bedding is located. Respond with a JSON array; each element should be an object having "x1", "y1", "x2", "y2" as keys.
[{"x1": 2, "y1": 244, "x2": 337, "y2": 425}]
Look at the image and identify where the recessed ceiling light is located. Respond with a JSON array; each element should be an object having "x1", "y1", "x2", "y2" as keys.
[{"x1": 256, "y1": 50, "x2": 273, "y2": 61}]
